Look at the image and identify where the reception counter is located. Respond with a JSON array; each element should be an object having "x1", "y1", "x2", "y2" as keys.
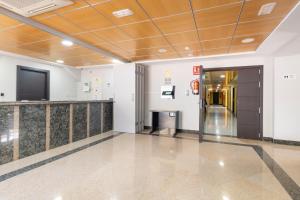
[{"x1": 0, "y1": 100, "x2": 113, "y2": 165}]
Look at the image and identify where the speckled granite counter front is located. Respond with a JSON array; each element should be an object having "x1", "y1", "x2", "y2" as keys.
[
  {"x1": 0, "y1": 106, "x2": 14, "y2": 164},
  {"x1": 19, "y1": 105, "x2": 46, "y2": 158},
  {"x1": 0, "y1": 100, "x2": 113, "y2": 165}
]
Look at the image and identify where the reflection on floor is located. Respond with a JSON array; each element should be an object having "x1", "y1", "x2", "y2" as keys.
[
  {"x1": 0, "y1": 132, "x2": 299, "y2": 200},
  {"x1": 204, "y1": 105, "x2": 237, "y2": 136}
]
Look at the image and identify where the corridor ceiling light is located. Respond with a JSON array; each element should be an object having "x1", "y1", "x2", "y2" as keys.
[
  {"x1": 185, "y1": 46, "x2": 190, "y2": 50},
  {"x1": 56, "y1": 60, "x2": 64, "y2": 64},
  {"x1": 217, "y1": 84, "x2": 221, "y2": 87},
  {"x1": 220, "y1": 74, "x2": 225, "y2": 78},
  {"x1": 112, "y1": 9, "x2": 133, "y2": 18},
  {"x1": 112, "y1": 59, "x2": 123, "y2": 64},
  {"x1": 61, "y1": 40, "x2": 74, "y2": 47},
  {"x1": 222, "y1": 196, "x2": 230, "y2": 200},
  {"x1": 241, "y1": 38, "x2": 255, "y2": 44},
  {"x1": 219, "y1": 161, "x2": 225, "y2": 167},
  {"x1": 258, "y1": 2, "x2": 277, "y2": 16},
  {"x1": 158, "y1": 48, "x2": 167, "y2": 53}
]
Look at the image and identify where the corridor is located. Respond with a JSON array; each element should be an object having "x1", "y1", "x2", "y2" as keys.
[{"x1": 204, "y1": 105, "x2": 237, "y2": 136}]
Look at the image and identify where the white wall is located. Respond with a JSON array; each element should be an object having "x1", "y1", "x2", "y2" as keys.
[
  {"x1": 77, "y1": 66, "x2": 114, "y2": 100},
  {"x1": 274, "y1": 54, "x2": 300, "y2": 141},
  {"x1": 0, "y1": 55, "x2": 80, "y2": 101},
  {"x1": 144, "y1": 54, "x2": 275, "y2": 138}
]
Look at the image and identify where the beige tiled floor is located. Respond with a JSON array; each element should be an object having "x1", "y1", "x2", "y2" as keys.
[{"x1": 0, "y1": 133, "x2": 299, "y2": 200}]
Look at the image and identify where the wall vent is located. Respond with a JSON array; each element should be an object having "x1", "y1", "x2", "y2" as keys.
[{"x1": 0, "y1": 0, "x2": 73, "y2": 17}]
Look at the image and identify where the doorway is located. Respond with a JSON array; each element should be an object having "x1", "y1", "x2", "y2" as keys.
[{"x1": 201, "y1": 66, "x2": 263, "y2": 140}]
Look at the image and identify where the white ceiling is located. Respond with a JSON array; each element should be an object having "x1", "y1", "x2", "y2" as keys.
[{"x1": 258, "y1": 2, "x2": 300, "y2": 56}]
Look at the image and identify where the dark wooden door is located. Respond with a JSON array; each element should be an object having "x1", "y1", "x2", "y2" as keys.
[{"x1": 237, "y1": 67, "x2": 262, "y2": 139}]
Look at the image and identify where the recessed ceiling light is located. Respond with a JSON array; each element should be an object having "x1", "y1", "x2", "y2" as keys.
[
  {"x1": 241, "y1": 38, "x2": 255, "y2": 44},
  {"x1": 220, "y1": 74, "x2": 225, "y2": 78},
  {"x1": 158, "y1": 48, "x2": 167, "y2": 53},
  {"x1": 61, "y1": 40, "x2": 74, "y2": 47},
  {"x1": 112, "y1": 9, "x2": 133, "y2": 18},
  {"x1": 258, "y1": 2, "x2": 277, "y2": 16},
  {"x1": 112, "y1": 59, "x2": 122, "y2": 64},
  {"x1": 185, "y1": 46, "x2": 190, "y2": 50},
  {"x1": 56, "y1": 60, "x2": 64, "y2": 64},
  {"x1": 222, "y1": 196, "x2": 230, "y2": 200},
  {"x1": 219, "y1": 161, "x2": 225, "y2": 167}
]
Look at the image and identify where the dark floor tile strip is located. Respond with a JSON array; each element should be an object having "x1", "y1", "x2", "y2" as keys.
[
  {"x1": 0, "y1": 132, "x2": 124, "y2": 183},
  {"x1": 204, "y1": 139, "x2": 300, "y2": 200},
  {"x1": 253, "y1": 146, "x2": 300, "y2": 200}
]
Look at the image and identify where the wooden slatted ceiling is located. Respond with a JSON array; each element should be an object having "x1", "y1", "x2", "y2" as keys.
[{"x1": 0, "y1": 0, "x2": 298, "y2": 67}]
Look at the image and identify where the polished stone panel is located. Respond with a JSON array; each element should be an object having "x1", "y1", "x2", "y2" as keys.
[
  {"x1": 102, "y1": 102, "x2": 113, "y2": 132},
  {"x1": 19, "y1": 105, "x2": 46, "y2": 159},
  {"x1": 72, "y1": 104, "x2": 87, "y2": 142},
  {"x1": 50, "y1": 104, "x2": 70, "y2": 149},
  {"x1": 0, "y1": 133, "x2": 298, "y2": 200},
  {"x1": 89, "y1": 103, "x2": 101, "y2": 136},
  {"x1": 0, "y1": 106, "x2": 14, "y2": 165}
]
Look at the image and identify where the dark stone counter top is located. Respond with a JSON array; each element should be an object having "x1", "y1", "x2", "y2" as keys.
[{"x1": 0, "y1": 100, "x2": 113, "y2": 106}]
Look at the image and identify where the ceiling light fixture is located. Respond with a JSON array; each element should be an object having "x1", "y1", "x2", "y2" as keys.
[
  {"x1": 61, "y1": 40, "x2": 74, "y2": 47},
  {"x1": 258, "y1": 2, "x2": 277, "y2": 16},
  {"x1": 112, "y1": 59, "x2": 122, "y2": 64},
  {"x1": 56, "y1": 60, "x2": 64, "y2": 64},
  {"x1": 112, "y1": 9, "x2": 134, "y2": 18},
  {"x1": 185, "y1": 46, "x2": 190, "y2": 50},
  {"x1": 219, "y1": 161, "x2": 225, "y2": 167},
  {"x1": 158, "y1": 48, "x2": 167, "y2": 53},
  {"x1": 220, "y1": 75, "x2": 225, "y2": 78},
  {"x1": 241, "y1": 38, "x2": 255, "y2": 44},
  {"x1": 188, "y1": 53, "x2": 193, "y2": 57}
]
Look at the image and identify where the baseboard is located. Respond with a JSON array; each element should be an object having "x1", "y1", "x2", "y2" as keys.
[
  {"x1": 204, "y1": 133, "x2": 237, "y2": 138},
  {"x1": 143, "y1": 126, "x2": 199, "y2": 134},
  {"x1": 263, "y1": 137, "x2": 273, "y2": 142},
  {"x1": 273, "y1": 139, "x2": 300, "y2": 146}
]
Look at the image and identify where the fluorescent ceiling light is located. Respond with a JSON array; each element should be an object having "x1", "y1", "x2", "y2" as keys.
[
  {"x1": 258, "y1": 2, "x2": 277, "y2": 16},
  {"x1": 220, "y1": 75, "x2": 225, "y2": 78},
  {"x1": 56, "y1": 60, "x2": 64, "y2": 64},
  {"x1": 158, "y1": 48, "x2": 167, "y2": 53},
  {"x1": 112, "y1": 59, "x2": 122, "y2": 64},
  {"x1": 61, "y1": 40, "x2": 74, "y2": 47},
  {"x1": 241, "y1": 38, "x2": 255, "y2": 44},
  {"x1": 112, "y1": 9, "x2": 133, "y2": 18}
]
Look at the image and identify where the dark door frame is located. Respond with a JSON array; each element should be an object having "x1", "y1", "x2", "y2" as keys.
[
  {"x1": 200, "y1": 65, "x2": 264, "y2": 140},
  {"x1": 16, "y1": 65, "x2": 50, "y2": 101}
]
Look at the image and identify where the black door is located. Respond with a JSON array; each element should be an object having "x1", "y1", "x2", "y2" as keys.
[
  {"x1": 17, "y1": 66, "x2": 50, "y2": 101},
  {"x1": 237, "y1": 67, "x2": 262, "y2": 140},
  {"x1": 213, "y1": 92, "x2": 219, "y2": 105}
]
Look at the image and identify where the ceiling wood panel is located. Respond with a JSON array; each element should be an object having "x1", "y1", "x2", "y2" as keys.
[
  {"x1": 165, "y1": 31, "x2": 199, "y2": 45},
  {"x1": 195, "y1": 3, "x2": 242, "y2": 28},
  {"x1": 92, "y1": 27, "x2": 133, "y2": 43},
  {"x1": 153, "y1": 13, "x2": 196, "y2": 34},
  {"x1": 230, "y1": 43, "x2": 260, "y2": 53},
  {"x1": 192, "y1": 0, "x2": 242, "y2": 11},
  {"x1": 60, "y1": 7, "x2": 113, "y2": 31},
  {"x1": 204, "y1": 48, "x2": 228, "y2": 56},
  {"x1": 0, "y1": 0, "x2": 298, "y2": 66},
  {"x1": 231, "y1": 34, "x2": 269, "y2": 46},
  {"x1": 202, "y1": 38, "x2": 231, "y2": 50},
  {"x1": 93, "y1": 0, "x2": 148, "y2": 25},
  {"x1": 198, "y1": 24, "x2": 236, "y2": 41},
  {"x1": 119, "y1": 21, "x2": 161, "y2": 38},
  {"x1": 137, "y1": 0, "x2": 191, "y2": 18},
  {"x1": 235, "y1": 18, "x2": 282, "y2": 36},
  {"x1": 116, "y1": 36, "x2": 169, "y2": 50}
]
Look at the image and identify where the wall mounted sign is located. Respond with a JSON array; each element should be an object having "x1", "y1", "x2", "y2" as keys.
[{"x1": 193, "y1": 66, "x2": 201, "y2": 75}]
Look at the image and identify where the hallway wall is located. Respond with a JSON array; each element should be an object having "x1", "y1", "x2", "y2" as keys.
[
  {"x1": 0, "y1": 54, "x2": 80, "y2": 101},
  {"x1": 274, "y1": 54, "x2": 300, "y2": 141},
  {"x1": 144, "y1": 54, "x2": 274, "y2": 137}
]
